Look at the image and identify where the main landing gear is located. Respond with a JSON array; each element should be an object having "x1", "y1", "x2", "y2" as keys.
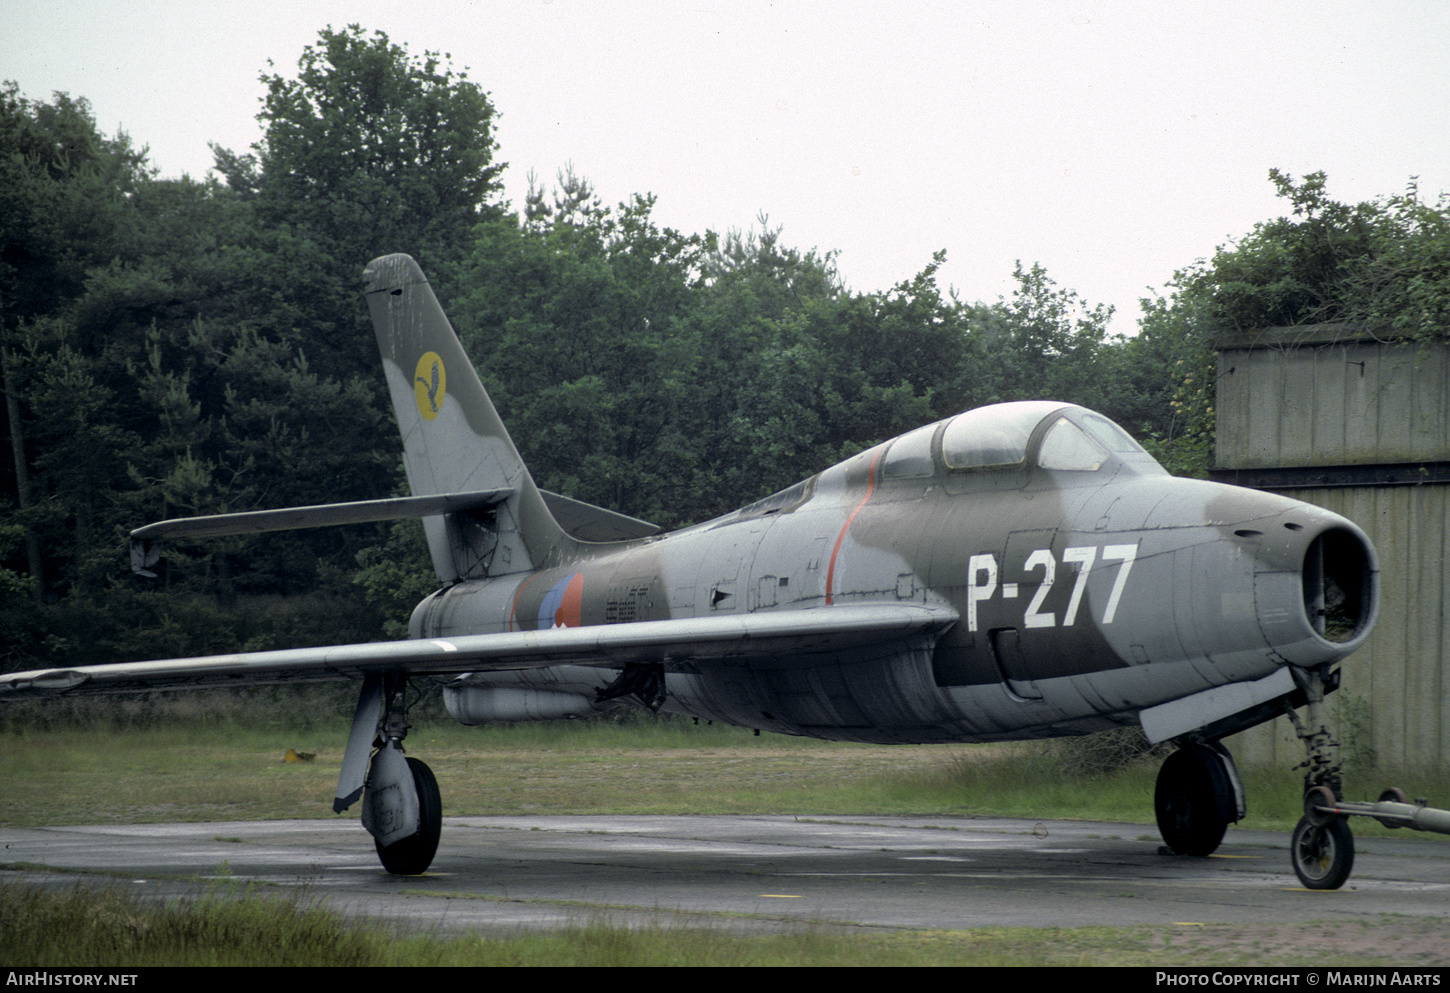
[
  {"x1": 340, "y1": 673, "x2": 444, "y2": 875},
  {"x1": 370, "y1": 752, "x2": 442, "y2": 875},
  {"x1": 1150, "y1": 713, "x2": 1361, "y2": 889},
  {"x1": 1154, "y1": 741, "x2": 1244, "y2": 857}
]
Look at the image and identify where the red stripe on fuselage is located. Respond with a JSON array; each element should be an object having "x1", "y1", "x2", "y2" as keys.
[
  {"x1": 825, "y1": 450, "x2": 881, "y2": 606},
  {"x1": 507, "y1": 572, "x2": 539, "y2": 632}
]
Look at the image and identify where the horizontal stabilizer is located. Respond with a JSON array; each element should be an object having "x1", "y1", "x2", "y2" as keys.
[
  {"x1": 129, "y1": 490, "x2": 513, "y2": 576},
  {"x1": 539, "y1": 490, "x2": 660, "y2": 542}
]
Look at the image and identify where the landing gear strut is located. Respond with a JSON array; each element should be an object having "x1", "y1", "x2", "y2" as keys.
[
  {"x1": 1280, "y1": 664, "x2": 1450, "y2": 889},
  {"x1": 1152, "y1": 666, "x2": 1450, "y2": 888}
]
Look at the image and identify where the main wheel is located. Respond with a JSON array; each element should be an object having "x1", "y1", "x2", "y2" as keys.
[
  {"x1": 375, "y1": 757, "x2": 442, "y2": 875},
  {"x1": 1291, "y1": 814, "x2": 1354, "y2": 890},
  {"x1": 1155, "y1": 744, "x2": 1235, "y2": 856}
]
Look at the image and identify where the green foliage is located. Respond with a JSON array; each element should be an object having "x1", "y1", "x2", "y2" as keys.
[
  {"x1": 0, "y1": 513, "x2": 41, "y2": 670},
  {"x1": 0, "y1": 83, "x2": 151, "y2": 321},
  {"x1": 1177, "y1": 169, "x2": 1450, "y2": 336},
  {"x1": 705, "y1": 215, "x2": 844, "y2": 311},
  {"x1": 353, "y1": 520, "x2": 435, "y2": 638},
  {"x1": 1115, "y1": 293, "x2": 1216, "y2": 478},
  {"x1": 1, "y1": 29, "x2": 507, "y2": 662},
  {"x1": 457, "y1": 173, "x2": 714, "y2": 527},
  {"x1": 1137, "y1": 169, "x2": 1450, "y2": 475},
  {"x1": 244, "y1": 24, "x2": 503, "y2": 267},
  {"x1": 985, "y1": 261, "x2": 1114, "y2": 406}
]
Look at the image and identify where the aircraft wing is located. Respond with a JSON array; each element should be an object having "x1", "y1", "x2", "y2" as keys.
[{"x1": 0, "y1": 603, "x2": 959, "y2": 697}]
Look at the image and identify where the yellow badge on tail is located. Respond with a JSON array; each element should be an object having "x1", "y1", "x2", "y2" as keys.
[{"x1": 414, "y1": 351, "x2": 445, "y2": 420}]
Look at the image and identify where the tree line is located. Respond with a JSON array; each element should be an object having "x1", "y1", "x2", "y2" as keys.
[{"x1": 3, "y1": 25, "x2": 1446, "y2": 670}]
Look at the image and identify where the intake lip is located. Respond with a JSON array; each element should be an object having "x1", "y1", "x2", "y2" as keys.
[
  {"x1": 1302, "y1": 525, "x2": 1378, "y2": 649},
  {"x1": 1255, "y1": 516, "x2": 1379, "y2": 668}
]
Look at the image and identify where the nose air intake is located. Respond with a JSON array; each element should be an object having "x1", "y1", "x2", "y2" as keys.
[
  {"x1": 1302, "y1": 527, "x2": 1377, "y2": 647},
  {"x1": 1249, "y1": 512, "x2": 1378, "y2": 670}
]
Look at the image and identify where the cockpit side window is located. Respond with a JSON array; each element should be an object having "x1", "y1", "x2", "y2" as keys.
[
  {"x1": 1079, "y1": 411, "x2": 1148, "y2": 454},
  {"x1": 1036, "y1": 418, "x2": 1107, "y2": 471},
  {"x1": 734, "y1": 477, "x2": 814, "y2": 519}
]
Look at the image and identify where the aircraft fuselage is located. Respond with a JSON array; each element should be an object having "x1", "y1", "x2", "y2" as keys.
[{"x1": 421, "y1": 402, "x2": 1377, "y2": 744}]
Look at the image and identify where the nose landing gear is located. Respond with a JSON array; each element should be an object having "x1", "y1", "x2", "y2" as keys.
[
  {"x1": 1285, "y1": 666, "x2": 1450, "y2": 889},
  {"x1": 1285, "y1": 668, "x2": 1353, "y2": 889},
  {"x1": 1291, "y1": 785, "x2": 1354, "y2": 889}
]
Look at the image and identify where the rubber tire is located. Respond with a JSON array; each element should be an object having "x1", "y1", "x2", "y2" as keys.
[
  {"x1": 375, "y1": 758, "x2": 442, "y2": 875},
  {"x1": 1291, "y1": 815, "x2": 1354, "y2": 890},
  {"x1": 1155, "y1": 744, "x2": 1235, "y2": 856},
  {"x1": 1377, "y1": 788, "x2": 1409, "y2": 828}
]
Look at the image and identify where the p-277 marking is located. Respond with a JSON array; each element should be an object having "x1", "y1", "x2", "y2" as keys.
[{"x1": 966, "y1": 544, "x2": 1138, "y2": 631}]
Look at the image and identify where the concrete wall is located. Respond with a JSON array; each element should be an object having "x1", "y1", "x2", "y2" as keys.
[{"x1": 1216, "y1": 325, "x2": 1449, "y2": 469}]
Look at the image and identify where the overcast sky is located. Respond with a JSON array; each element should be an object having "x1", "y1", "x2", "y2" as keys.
[{"x1": 6, "y1": 0, "x2": 1449, "y2": 335}]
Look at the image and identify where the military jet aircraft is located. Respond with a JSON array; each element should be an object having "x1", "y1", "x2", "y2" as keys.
[{"x1": 1, "y1": 254, "x2": 1388, "y2": 887}]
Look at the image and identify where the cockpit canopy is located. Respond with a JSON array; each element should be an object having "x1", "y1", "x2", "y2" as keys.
[
  {"x1": 882, "y1": 401, "x2": 1163, "y2": 479},
  {"x1": 729, "y1": 402, "x2": 1164, "y2": 526}
]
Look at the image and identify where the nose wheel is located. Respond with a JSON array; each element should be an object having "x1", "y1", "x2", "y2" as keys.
[{"x1": 1291, "y1": 786, "x2": 1354, "y2": 889}]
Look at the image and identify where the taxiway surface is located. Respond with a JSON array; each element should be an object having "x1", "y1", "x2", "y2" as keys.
[{"x1": 4, "y1": 815, "x2": 1449, "y2": 935}]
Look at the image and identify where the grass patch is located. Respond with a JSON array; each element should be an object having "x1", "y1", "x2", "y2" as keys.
[
  {"x1": 0, "y1": 878, "x2": 1074, "y2": 966},
  {"x1": 5, "y1": 880, "x2": 1439, "y2": 967},
  {"x1": 3, "y1": 689, "x2": 1448, "y2": 830},
  {"x1": 0, "y1": 881, "x2": 383, "y2": 968}
]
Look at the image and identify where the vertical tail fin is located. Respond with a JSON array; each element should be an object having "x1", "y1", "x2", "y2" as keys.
[{"x1": 363, "y1": 254, "x2": 570, "y2": 582}]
